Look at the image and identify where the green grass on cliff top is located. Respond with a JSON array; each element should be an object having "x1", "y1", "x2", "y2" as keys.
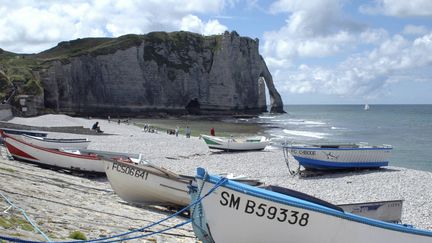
[
  {"x1": 36, "y1": 31, "x2": 222, "y2": 60},
  {"x1": 0, "y1": 31, "x2": 224, "y2": 100},
  {"x1": 0, "y1": 49, "x2": 43, "y2": 97}
]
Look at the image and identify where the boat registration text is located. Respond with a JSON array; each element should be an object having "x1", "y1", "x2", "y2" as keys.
[
  {"x1": 111, "y1": 162, "x2": 149, "y2": 179},
  {"x1": 288, "y1": 149, "x2": 316, "y2": 156},
  {"x1": 220, "y1": 191, "x2": 310, "y2": 226}
]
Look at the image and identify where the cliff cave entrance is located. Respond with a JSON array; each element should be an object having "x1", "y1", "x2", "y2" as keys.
[{"x1": 186, "y1": 98, "x2": 200, "y2": 115}]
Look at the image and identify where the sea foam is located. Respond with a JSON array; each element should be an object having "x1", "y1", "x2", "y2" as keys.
[{"x1": 282, "y1": 129, "x2": 328, "y2": 139}]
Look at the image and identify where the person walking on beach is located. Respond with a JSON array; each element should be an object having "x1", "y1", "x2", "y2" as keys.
[
  {"x1": 210, "y1": 127, "x2": 215, "y2": 136},
  {"x1": 175, "y1": 126, "x2": 179, "y2": 137},
  {"x1": 185, "y1": 126, "x2": 191, "y2": 138}
]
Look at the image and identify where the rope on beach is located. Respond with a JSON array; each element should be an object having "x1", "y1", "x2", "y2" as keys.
[
  {"x1": 282, "y1": 145, "x2": 300, "y2": 176},
  {"x1": 0, "y1": 192, "x2": 51, "y2": 242},
  {"x1": 0, "y1": 219, "x2": 192, "y2": 243},
  {"x1": 0, "y1": 177, "x2": 228, "y2": 243},
  {"x1": 190, "y1": 171, "x2": 215, "y2": 242}
]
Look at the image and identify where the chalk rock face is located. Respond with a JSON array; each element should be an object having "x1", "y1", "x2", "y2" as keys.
[{"x1": 39, "y1": 31, "x2": 284, "y2": 116}]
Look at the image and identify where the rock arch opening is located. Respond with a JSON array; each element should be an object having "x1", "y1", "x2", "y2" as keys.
[{"x1": 258, "y1": 75, "x2": 269, "y2": 112}]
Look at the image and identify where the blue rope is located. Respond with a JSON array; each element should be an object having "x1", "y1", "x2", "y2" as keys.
[
  {"x1": 98, "y1": 219, "x2": 192, "y2": 243},
  {"x1": 0, "y1": 177, "x2": 228, "y2": 243},
  {"x1": 0, "y1": 220, "x2": 191, "y2": 243},
  {"x1": 0, "y1": 192, "x2": 51, "y2": 242}
]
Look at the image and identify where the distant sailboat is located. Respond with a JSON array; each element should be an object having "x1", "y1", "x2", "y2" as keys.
[{"x1": 364, "y1": 104, "x2": 370, "y2": 110}]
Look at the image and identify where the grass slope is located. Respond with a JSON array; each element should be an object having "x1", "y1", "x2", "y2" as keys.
[{"x1": 0, "y1": 31, "x2": 224, "y2": 101}]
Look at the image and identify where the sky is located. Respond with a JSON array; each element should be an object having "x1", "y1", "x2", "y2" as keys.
[{"x1": 1, "y1": 0, "x2": 432, "y2": 104}]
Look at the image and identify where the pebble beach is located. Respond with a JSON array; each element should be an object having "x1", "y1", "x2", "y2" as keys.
[{"x1": 1, "y1": 114, "x2": 431, "y2": 242}]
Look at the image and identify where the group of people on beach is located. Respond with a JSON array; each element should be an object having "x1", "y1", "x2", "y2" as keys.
[
  {"x1": 107, "y1": 115, "x2": 129, "y2": 125},
  {"x1": 168, "y1": 126, "x2": 216, "y2": 138},
  {"x1": 170, "y1": 126, "x2": 191, "y2": 137},
  {"x1": 142, "y1": 124, "x2": 157, "y2": 133},
  {"x1": 92, "y1": 118, "x2": 215, "y2": 138},
  {"x1": 92, "y1": 116, "x2": 131, "y2": 133},
  {"x1": 164, "y1": 126, "x2": 192, "y2": 138}
]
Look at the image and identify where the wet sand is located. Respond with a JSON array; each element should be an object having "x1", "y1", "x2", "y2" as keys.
[{"x1": 133, "y1": 116, "x2": 265, "y2": 137}]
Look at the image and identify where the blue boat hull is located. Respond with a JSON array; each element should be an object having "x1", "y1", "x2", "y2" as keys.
[{"x1": 294, "y1": 156, "x2": 389, "y2": 170}]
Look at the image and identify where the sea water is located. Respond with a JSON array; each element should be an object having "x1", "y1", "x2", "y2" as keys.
[{"x1": 249, "y1": 105, "x2": 432, "y2": 172}]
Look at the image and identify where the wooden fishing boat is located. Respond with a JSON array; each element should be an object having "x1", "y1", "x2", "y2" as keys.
[
  {"x1": 337, "y1": 199, "x2": 403, "y2": 223},
  {"x1": 1, "y1": 130, "x2": 104, "y2": 173},
  {"x1": 262, "y1": 185, "x2": 402, "y2": 223},
  {"x1": 0, "y1": 128, "x2": 47, "y2": 137},
  {"x1": 283, "y1": 143, "x2": 392, "y2": 170},
  {"x1": 104, "y1": 158, "x2": 263, "y2": 207},
  {"x1": 190, "y1": 168, "x2": 432, "y2": 243},
  {"x1": 104, "y1": 158, "x2": 192, "y2": 207},
  {"x1": 67, "y1": 148, "x2": 144, "y2": 163},
  {"x1": 19, "y1": 134, "x2": 90, "y2": 149},
  {"x1": 201, "y1": 134, "x2": 269, "y2": 151}
]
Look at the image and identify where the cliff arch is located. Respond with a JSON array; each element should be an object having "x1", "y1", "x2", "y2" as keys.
[
  {"x1": 259, "y1": 57, "x2": 284, "y2": 113},
  {"x1": 33, "y1": 31, "x2": 285, "y2": 116}
]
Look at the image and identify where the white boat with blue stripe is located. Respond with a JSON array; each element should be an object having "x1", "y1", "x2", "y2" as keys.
[
  {"x1": 190, "y1": 168, "x2": 432, "y2": 243},
  {"x1": 283, "y1": 143, "x2": 392, "y2": 170},
  {"x1": 201, "y1": 134, "x2": 269, "y2": 151}
]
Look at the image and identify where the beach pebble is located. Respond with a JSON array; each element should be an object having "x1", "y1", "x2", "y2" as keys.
[{"x1": 1, "y1": 115, "x2": 431, "y2": 241}]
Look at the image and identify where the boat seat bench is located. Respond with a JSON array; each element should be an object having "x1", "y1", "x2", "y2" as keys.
[{"x1": 261, "y1": 185, "x2": 344, "y2": 212}]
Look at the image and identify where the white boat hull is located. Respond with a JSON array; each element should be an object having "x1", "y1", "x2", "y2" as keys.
[
  {"x1": 104, "y1": 160, "x2": 263, "y2": 207},
  {"x1": 0, "y1": 128, "x2": 47, "y2": 137},
  {"x1": 338, "y1": 200, "x2": 403, "y2": 223},
  {"x1": 104, "y1": 159, "x2": 191, "y2": 207},
  {"x1": 20, "y1": 134, "x2": 90, "y2": 149},
  {"x1": 191, "y1": 168, "x2": 432, "y2": 243},
  {"x1": 201, "y1": 135, "x2": 269, "y2": 151},
  {"x1": 285, "y1": 145, "x2": 392, "y2": 169},
  {"x1": 3, "y1": 133, "x2": 104, "y2": 173}
]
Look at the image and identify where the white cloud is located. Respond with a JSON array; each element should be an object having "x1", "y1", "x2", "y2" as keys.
[
  {"x1": 270, "y1": 32, "x2": 432, "y2": 99},
  {"x1": 269, "y1": 0, "x2": 363, "y2": 35},
  {"x1": 202, "y1": 20, "x2": 228, "y2": 35},
  {"x1": 403, "y1": 25, "x2": 429, "y2": 36},
  {"x1": 0, "y1": 0, "x2": 232, "y2": 53},
  {"x1": 360, "y1": 0, "x2": 432, "y2": 17},
  {"x1": 180, "y1": 15, "x2": 227, "y2": 35},
  {"x1": 262, "y1": 0, "x2": 432, "y2": 101},
  {"x1": 360, "y1": 28, "x2": 389, "y2": 44},
  {"x1": 263, "y1": 0, "x2": 363, "y2": 64}
]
